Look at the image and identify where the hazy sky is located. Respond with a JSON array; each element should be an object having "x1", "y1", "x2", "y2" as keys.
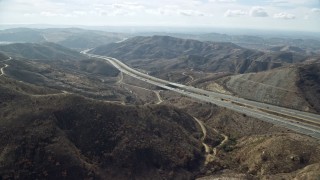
[{"x1": 0, "y1": 0, "x2": 319, "y2": 32}]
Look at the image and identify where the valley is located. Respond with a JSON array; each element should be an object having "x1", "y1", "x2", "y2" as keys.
[
  {"x1": 0, "y1": 28, "x2": 320, "y2": 179},
  {"x1": 83, "y1": 52, "x2": 320, "y2": 139}
]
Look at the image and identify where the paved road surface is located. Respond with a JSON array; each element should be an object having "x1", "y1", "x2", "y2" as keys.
[{"x1": 82, "y1": 52, "x2": 320, "y2": 139}]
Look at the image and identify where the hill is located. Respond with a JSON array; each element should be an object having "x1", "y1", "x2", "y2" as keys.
[
  {"x1": 90, "y1": 36, "x2": 308, "y2": 74},
  {"x1": 0, "y1": 28, "x2": 45, "y2": 43},
  {"x1": 135, "y1": 32, "x2": 320, "y2": 53},
  {"x1": 297, "y1": 63, "x2": 320, "y2": 112},
  {"x1": 58, "y1": 32, "x2": 124, "y2": 50},
  {"x1": 2, "y1": 57, "x2": 132, "y2": 103},
  {"x1": 0, "y1": 42, "x2": 86, "y2": 61},
  {"x1": 213, "y1": 62, "x2": 320, "y2": 112},
  {"x1": 1, "y1": 51, "x2": 320, "y2": 179},
  {"x1": 0, "y1": 78, "x2": 205, "y2": 179},
  {"x1": 62, "y1": 58, "x2": 120, "y2": 77},
  {"x1": 269, "y1": 45, "x2": 306, "y2": 54},
  {"x1": 159, "y1": 88, "x2": 320, "y2": 179},
  {"x1": 0, "y1": 52, "x2": 8, "y2": 60},
  {"x1": 229, "y1": 133, "x2": 320, "y2": 179},
  {"x1": 90, "y1": 35, "x2": 242, "y2": 60}
]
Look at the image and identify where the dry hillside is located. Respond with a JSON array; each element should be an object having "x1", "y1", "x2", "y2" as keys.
[{"x1": 216, "y1": 64, "x2": 319, "y2": 112}]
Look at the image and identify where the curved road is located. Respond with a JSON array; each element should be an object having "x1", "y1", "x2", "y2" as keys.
[
  {"x1": 182, "y1": 72, "x2": 194, "y2": 84},
  {"x1": 117, "y1": 71, "x2": 163, "y2": 105},
  {"x1": 193, "y1": 117, "x2": 229, "y2": 165},
  {"x1": 0, "y1": 57, "x2": 12, "y2": 76},
  {"x1": 82, "y1": 51, "x2": 320, "y2": 139},
  {"x1": 155, "y1": 91, "x2": 163, "y2": 104},
  {"x1": 193, "y1": 117, "x2": 213, "y2": 165}
]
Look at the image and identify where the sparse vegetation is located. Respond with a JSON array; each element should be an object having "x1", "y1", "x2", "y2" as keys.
[
  {"x1": 0, "y1": 28, "x2": 320, "y2": 180},
  {"x1": 221, "y1": 137, "x2": 236, "y2": 152},
  {"x1": 0, "y1": 42, "x2": 86, "y2": 60}
]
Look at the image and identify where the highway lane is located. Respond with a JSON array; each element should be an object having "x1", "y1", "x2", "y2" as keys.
[
  {"x1": 93, "y1": 54, "x2": 320, "y2": 123},
  {"x1": 111, "y1": 55, "x2": 320, "y2": 123},
  {"x1": 183, "y1": 86, "x2": 320, "y2": 124},
  {"x1": 83, "y1": 52, "x2": 320, "y2": 139}
]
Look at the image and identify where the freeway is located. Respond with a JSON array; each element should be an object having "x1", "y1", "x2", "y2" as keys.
[{"x1": 82, "y1": 52, "x2": 320, "y2": 139}]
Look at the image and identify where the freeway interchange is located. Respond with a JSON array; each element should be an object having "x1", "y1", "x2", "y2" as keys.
[{"x1": 82, "y1": 51, "x2": 320, "y2": 140}]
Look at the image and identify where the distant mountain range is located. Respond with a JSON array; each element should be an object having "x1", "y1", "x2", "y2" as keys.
[
  {"x1": 90, "y1": 35, "x2": 310, "y2": 74},
  {"x1": 0, "y1": 28, "x2": 45, "y2": 43},
  {"x1": 268, "y1": 45, "x2": 307, "y2": 54},
  {"x1": 1, "y1": 28, "x2": 320, "y2": 180},
  {"x1": 0, "y1": 28, "x2": 127, "y2": 50},
  {"x1": 1, "y1": 28, "x2": 320, "y2": 54},
  {"x1": 136, "y1": 32, "x2": 320, "y2": 53},
  {"x1": 0, "y1": 42, "x2": 86, "y2": 60},
  {"x1": 91, "y1": 35, "x2": 241, "y2": 59}
]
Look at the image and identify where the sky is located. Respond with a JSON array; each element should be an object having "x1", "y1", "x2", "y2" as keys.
[{"x1": 0, "y1": 0, "x2": 320, "y2": 32}]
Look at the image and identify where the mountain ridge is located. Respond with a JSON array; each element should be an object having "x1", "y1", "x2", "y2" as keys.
[
  {"x1": 0, "y1": 28, "x2": 127, "y2": 50},
  {"x1": 0, "y1": 42, "x2": 86, "y2": 60},
  {"x1": 90, "y1": 35, "x2": 308, "y2": 74}
]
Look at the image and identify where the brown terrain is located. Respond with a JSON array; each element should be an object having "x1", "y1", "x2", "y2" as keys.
[
  {"x1": 0, "y1": 78, "x2": 204, "y2": 179},
  {"x1": 0, "y1": 35, "x2": 320, "y2": 180},
  {"x1": 205, "y1": 62, "x2": 320, "y2": 113},
  {"x1": 90, "y1": 36, "x2": 310, "y2": 75}
]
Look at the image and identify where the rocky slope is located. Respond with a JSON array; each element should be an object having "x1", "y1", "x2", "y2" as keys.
[
  {"x1": 232, "y1": 133, "x2": 320, "y2": 178},
  {"x1": 0, "y1": 78, "x2": 205, "y2": 179},
  {"x1": 195, "y1": 133, "x2": 320, "y2": 180},
  {"x1": 196, "y1": 133, "x2": 320, "y2": 179},
  {"x1": 297, "y1": 63, "x2": 320, "y2": 112},
  {"x1": 160, "y1": 90, "x2": 320, "y2": 179},
  {"x1": 216, "y1": 62, "x2": 320, "y2": 113}
]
